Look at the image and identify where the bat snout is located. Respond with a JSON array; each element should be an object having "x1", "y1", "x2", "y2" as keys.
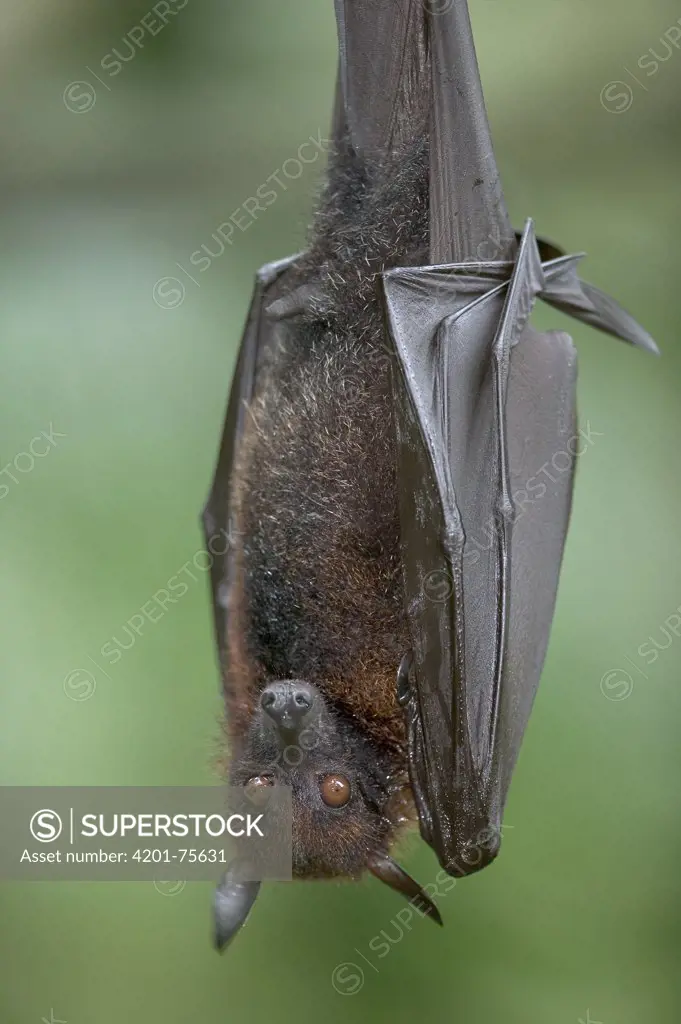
[{"x1": 260, "y1": 680, "x2": 316, "y2": 734}]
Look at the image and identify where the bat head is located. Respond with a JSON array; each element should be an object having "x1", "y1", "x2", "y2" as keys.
[
  {"x1": 231, "y1": 679, "x2": 396, "y2": 877},
  {"x1": 215, "y1": 679, "x2": 442, "y2": 949}
]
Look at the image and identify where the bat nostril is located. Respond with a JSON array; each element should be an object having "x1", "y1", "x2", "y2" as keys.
[{"x1": 260, "y1": 681, "x2": 315, "y2": 729}]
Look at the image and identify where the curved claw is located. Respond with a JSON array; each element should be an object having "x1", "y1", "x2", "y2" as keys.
[{"x1": 367, "y1": 850, "x2": 443, "y2": 926}]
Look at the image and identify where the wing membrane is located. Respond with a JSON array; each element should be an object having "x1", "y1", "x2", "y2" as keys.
[{"x1": 202, "y1": 256, "x2": 298, "y2": 680}]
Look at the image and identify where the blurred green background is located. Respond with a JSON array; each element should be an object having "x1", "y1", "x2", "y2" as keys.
[{"x1": 1, "y1": 0, "x2": 679, "y2": 1021}]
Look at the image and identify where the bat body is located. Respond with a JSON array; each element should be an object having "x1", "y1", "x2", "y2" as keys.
[{"x1": 203, "y1": 0, "x2": 657, "y2": 948}]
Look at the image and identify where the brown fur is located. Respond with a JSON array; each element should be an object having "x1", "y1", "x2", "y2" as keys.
[
  {"x1": 216, "y1": 129, "x2": 432, "y2": 885},
  {"x1": 224, "y1": 133, "x2": 429, "y2": 768},
  {"x1": 230, "y1": 345, "x2": 407, "y2": 755}
]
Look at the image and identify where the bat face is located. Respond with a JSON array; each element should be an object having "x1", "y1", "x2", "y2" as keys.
[
  {"x1": 227, "y1": 679, "x2": 398, "y2": 879},
  {"x1": 212, "y1": 672, "x2": 443, "y2": 948}
]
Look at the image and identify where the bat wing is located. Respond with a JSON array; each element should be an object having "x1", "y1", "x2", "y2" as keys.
[
  {"x1": 202, "y1": 256, "x2": 298, "y2": 682},
  {"x1": 332, "y1": 0, "x2": 427, "y2": 159},
  {"x1": 384, "y1": 215, "x2": 657, "y2": 875},
  {"x1": 384, "y1": 222, "x2": 571, "y2": 871},
  {"x1": 377, "y1": 0, "x2": 658, "y2": 875},
  {"x1": 539, "y1": 251, "x2": 658, "y2": 352}
]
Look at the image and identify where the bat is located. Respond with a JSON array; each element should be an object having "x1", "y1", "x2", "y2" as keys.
[{"x1": 202, "y1": 0, "x2": 657, "y2": 950}]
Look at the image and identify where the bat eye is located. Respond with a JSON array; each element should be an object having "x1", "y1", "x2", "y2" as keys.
[
  {"x1": 319, "y1": 774, "x2": 351, "y2": 807},
  {"x1": 244, "y1": 775, "x2": 274, "y2": 806}
]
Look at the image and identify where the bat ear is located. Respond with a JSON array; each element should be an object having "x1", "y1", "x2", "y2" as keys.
[
  {"x1": 213, "y1": 863, "x2": 261, "y2": 952},
  {"x1": 366, "y1": 850, "x2": 443, "y2": 926}
]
